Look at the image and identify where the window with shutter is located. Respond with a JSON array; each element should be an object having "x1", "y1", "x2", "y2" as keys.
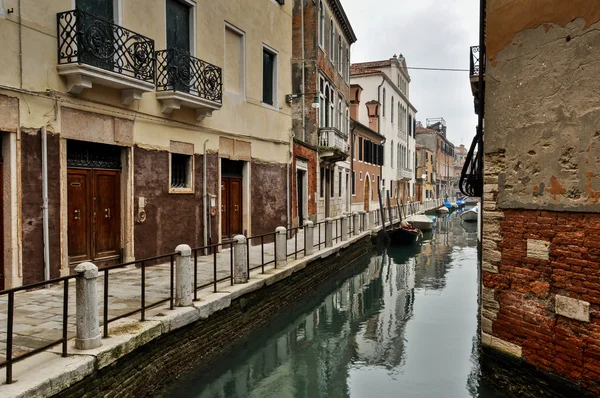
[{"x1": 262, "y1": 48, "x2": 277, "y2": 106}]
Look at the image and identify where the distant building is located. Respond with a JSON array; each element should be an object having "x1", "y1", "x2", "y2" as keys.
[
  {"x1": 415, "y1": 144, "x2": 435, "y2": 202},
  {"x1": 453, "y1": 144, "x2": 467, "y2": 196},
  {"x1": 416, "y1": 120, "x2": 455, "y2": 199},
  {"x1": 350, "y1": 54, "x2": 417, "y2": 206}
]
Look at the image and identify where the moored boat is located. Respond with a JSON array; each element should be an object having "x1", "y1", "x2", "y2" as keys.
[
  {"x1": 461, "y1": 205, "x2": 478, "y2": 222},
  {"x1": 389, "y1": 221, "x2": 422, "y2": 244},
  {"x1": 406, "y1": 214, "x2": 434, "y2": 231}
]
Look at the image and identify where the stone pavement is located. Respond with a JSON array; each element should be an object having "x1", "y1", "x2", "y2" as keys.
[{"x1": 0, "y1": 220, "x2": 358, "y2": 366}]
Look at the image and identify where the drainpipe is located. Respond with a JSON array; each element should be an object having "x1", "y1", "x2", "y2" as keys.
[
  {"x1": 18, "y1": 0, "x2": 23, "y2": 88},
  {"x1": 301, "y1": 0, "x2": 306, "y2": 142},
  {"x1": 203, "y1": 139, "x2": 209, "y2": 254},
  {"x1": 41, "y1": 126, "x2": 50, "y2": 281},
  {"x1": 349, "y1": 120, "x2": 356, "y2": 213}
]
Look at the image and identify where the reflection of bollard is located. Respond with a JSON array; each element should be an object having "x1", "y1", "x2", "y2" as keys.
[
  {"x1": 362, "y1": 211, "x2": 370, "y2": 231},
  {"x1": 325, "y1": 218, "x2": 333, "y2": 248},
  {"x1": 175, "y1": 244, "x2": 193, "y2": 306},
  {"x1": 233, "y1": 235, "x2": 248, "y2": 283},
  {"x1": 305, "y1": 221, "x2": 314, "y2": 255},
  {"x1": 75, "y1": 262, "x2": 101, "y2": 350},
  {"x1": 341, "y1": 215, "x2": 349, "y2": 241},
  {"x1": 353, "y1": 213, "x2": 360, "y2": 236},
  {"x1": 275, "y1": 226, "x2": 287, "y2": 267}
]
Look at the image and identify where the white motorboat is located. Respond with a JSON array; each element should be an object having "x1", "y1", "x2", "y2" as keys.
[
  {"x1": 406, "y1": 215, "x2": 434, "y2": 231},
  {"x1": 461, "y1": 206, "x2": 478, "y2": 222}
]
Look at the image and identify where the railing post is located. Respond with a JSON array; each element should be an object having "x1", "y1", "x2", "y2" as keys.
[
  {"x1": 353, "y1": 213, "x2": 360, "y2": 236},
  {"x1": 305, "y1": 220, "x2": 314, "y2": 255},
  {"x1": 341, "y1": 215, "x2": 349, "y2": 241},
  {"x1": 275, "y1": 226, "x2": 287, "y2": 267},
  {"x1": 175, "y1": 244, "x2": 193, "y2": 306},
  {"x1": 233, "y1": 235, "x2": 248, "y2": 283},
  {"x1": 75, "y1": 262, "x2": 101, "y2": 350},
  {"x1": 325, "y1": 218, "x2": 333, "y2": 248},
  {"x1": 362, "y1": 211, "x2": 370, "y2": 231}
]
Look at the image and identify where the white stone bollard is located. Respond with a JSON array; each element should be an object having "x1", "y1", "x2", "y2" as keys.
[
  {"x1": 233, "y1": 235, "x2": 248, "y2": 283},
  {"x1": 362, "y1": 211, "x2": 370, "y2": 231},
  {"x1": 341, "y1": 215, "x2": 349, "y2": 241},
  {"x1": 175, "y1": 244, "x2": 193, "y2": 306},
  {"x1": 75, "y1": 262, "x2": 101, "y2": 350},
  {"x1": 305, "y1": 221, "x2": 315, "y2": 256},
  {"x1": 275, "y1": 226, "x2": 287, "y2": 267},
  {"x1": 353, "y1": 213, "x2": 360, "y2": 236},
  {"x1": 325, "y1": 218, "x2": 333, "y2": 248}
]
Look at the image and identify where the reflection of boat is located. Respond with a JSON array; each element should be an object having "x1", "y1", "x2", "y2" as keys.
[
  {"x1": 456, "y1": 198, "x2": 465, "y2": 207},
  {"x1": 437, "y1": 206, "x2": 449, "y2": 214},
  {"x1": 406, "y1": 215, "x2": 434, "y2": 231},
  {"x1": 461, "y1": 206, "x2": 478, "y2": 222},
  {"x1": 421, "y1": 229, "x2": 434, "y2": 242},
  {"x1": 390, "y1": 221, "x2": 422, "y2": 245},
  {"x1": 462, "y1": 221, "x2": 478, "y2": 233}
]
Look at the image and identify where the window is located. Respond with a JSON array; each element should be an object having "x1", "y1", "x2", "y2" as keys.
[
  {"x1": 345, "y1": 107, "x2": 349, "y2": 135},
  {"x1": 339, "y1": 171, "x2": 342, "y2": 197},
  {"x1": 358, "y1": 137, "x2": 363, "y2": 161},
  {"x1": 262, "y1": 47, "x2": 277, "y2": 106},
  {"x1": 382, "y1": 88, "x2": 386, "y2": 116},
  {"x1": 319, "y1": 78, "x2": 326, "y2": 127},
  {"x1": 225, "y1": 24, "x2": 245, "y2": 96},
  {"x1": 338, "y1": 97, "x2": 343, "y2": 129},
  {"x1": 330, "y1": 19, "x2": 334, "y2": 61},
  {"x1": 170, "y1": 153, "x2": 193, "y2": 191},
  {"x1": 345, "y1": 48, "x2": 350, "y2": 83},
  {"x1": 320, "y1": 167, "x2": 325, "y2": 198},
  {"x1": 319, "y1": 1, "x2": 324, "y2": 47},
  {"x1": 338, "y1": 35, "x2": 342, "y2": 73},
  {"x1": 329, "y1": 87, "x2": 335, "y2": 127},
  {"x1": 330, "y1": 169, "x2": 335, "y2": 197},
  {"x1": 352, "y1": 171, "x2": 356, "y2": 195},
  {"x1": 391, "y1": 97, "x2": 394, "y2": 123},
  {"x1": 390, "y1": 140, "x2": 394, "y2": 167},
  {"x1": 360, "y1": 172, "x2": 362, "y2": 181}
]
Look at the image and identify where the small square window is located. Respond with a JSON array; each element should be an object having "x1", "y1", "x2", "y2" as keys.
[{"x1": 170, "y1": 153, "x2": 193, "y2": 192}]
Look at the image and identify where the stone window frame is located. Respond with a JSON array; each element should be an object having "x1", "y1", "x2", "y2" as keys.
[
  {"x1": 261, "y1": 43, "x2": 279, "y2": 109},
  {"x1": 329, "y1": 19, "x2": 335, "y2": 62},
  {"x1": 318, "y1": 1, "x2": 324, "y2": 49},
  {"x1": 169, "y1": 143, "x2": 195, "y2": 194}
]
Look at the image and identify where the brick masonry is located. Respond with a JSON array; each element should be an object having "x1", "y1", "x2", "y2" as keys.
[
  {"x1": 482, "y1": 200, "x2": 600, "y2": 395},
  {"x1": 56, "y1": 233, "x2": 378, "y2": 397}
]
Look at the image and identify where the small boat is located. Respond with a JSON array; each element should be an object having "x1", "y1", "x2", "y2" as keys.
[
  {"x1": 406, "y1": 214, "x2": 434, "y2": 231},
  {"x1": 437, "y1": 206, "x2": 449, "y2": 214},
  {"x1": 461, "y1": 205, "x2": 478, "y2": 222},
  {"x1": 390, "y1": 221, "x2": 422, "y2": 244}
]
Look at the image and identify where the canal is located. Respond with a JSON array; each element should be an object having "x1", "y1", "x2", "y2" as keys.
[{"x1": 159, "y1": 213, "x2": 507, "y2": 397}]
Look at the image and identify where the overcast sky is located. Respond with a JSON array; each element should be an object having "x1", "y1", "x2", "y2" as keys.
[{"x1": 343, "y1": 0, "x2": 480, "y2": 148}]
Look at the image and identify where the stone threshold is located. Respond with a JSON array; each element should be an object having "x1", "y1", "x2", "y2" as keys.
[{"x1": 0, "y1": 227, "x2": 381, "y2": 398}]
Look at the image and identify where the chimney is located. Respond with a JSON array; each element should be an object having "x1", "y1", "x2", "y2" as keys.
[
  {"x1": 366, "y1": 100, "x2": 380, "y2": 132},
  {"x1": 350, "y1": 85, "x2": 363, "y2": 121}
]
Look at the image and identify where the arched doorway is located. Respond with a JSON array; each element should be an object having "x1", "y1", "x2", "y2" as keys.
[{"x1": 364, "y1": 173, "x2": 371, "y2": 211}]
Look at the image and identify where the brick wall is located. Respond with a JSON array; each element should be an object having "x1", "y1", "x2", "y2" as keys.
[
  {"x1": 56, "y1": 234, "x2": 378, "y2": 397},
  {"x1": 482, "y1": 205, "x2": 600, "y2": 395}
]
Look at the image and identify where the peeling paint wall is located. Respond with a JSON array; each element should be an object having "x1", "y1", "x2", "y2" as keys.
[{"x1": 486, "y1": 7, "x2": 600, "y2": 211}]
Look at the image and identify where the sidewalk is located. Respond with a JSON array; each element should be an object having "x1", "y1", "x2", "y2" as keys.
[{"x1": 0, "y1": 219, "x2": 352, "y2": 365}]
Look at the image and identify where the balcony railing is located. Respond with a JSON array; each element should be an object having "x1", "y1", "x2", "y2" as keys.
[
  {"x1": 469, "y1": 46, "x2": 480, "y2": 76},
  {"x1": 318, "y1": 127, "x2": 349, "y2": 161},
  {"x1": 156, "y1": 48, "x2": 222, "y2": 104},
  {"x1": 397, "y1": 168, "x2": 413, "y2": 181},
  {"x1": 57, "y1": 9, "x2": 155, "y2": 85}
]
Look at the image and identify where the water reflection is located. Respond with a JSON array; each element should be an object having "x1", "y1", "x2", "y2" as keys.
[{"x1": 160, "y1": 214, "x2": 504, "y2": 398}]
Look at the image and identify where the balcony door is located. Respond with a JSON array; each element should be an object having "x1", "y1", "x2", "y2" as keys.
[
  {"x1": 76, "y1": 0, "x2": 114, "y2": 70},
  {"x1": 166, "y1": 0, "x2": 191, "y2": 93}
]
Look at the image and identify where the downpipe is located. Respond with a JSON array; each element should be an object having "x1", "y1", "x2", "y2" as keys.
[
  {"x1": 203, "y1": 139, "x2": 209, "y2": 255},
  {"x1": 41, "y1": 126, "x2": 50, "y2": 281}
]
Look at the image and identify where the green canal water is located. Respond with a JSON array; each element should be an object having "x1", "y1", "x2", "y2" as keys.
[{"x1": 160, "y1": 213, "x2": 507, "y2": 398}]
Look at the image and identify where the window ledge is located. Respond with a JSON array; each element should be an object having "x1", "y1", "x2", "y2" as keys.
[{"x1": 169, "y1": 187, "x2": 195, "y2": 194}]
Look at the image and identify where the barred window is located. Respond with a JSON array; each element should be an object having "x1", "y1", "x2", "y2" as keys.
[{"x1": 171, "y1": 154, "x2": 192, "y2": 190}]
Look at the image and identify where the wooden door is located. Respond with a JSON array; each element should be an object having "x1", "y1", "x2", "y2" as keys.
[
  {"x1": 94, "y1": 170, "x2": 120, "y2": 259},
  {"x1": 221, "y1": 177, "x2": 243, "y2": 239},
  {"x1": 364, "y1": 176, "x2": 370, "y2": 212},
  {"x1": 0, "y1": 162, "x2": 4, "y2": 290},
  {"x1": 68, "y1": 169, "x2": 120, "y2": 263},
  {"x1": 68, "y1": 170, "x2": 92, "y2": 263},
  {"x1": 297, "y1": 171, "x2": 304, "y2": 223}
]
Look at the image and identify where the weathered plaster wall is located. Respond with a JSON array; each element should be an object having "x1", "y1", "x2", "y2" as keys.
[
  {"x1": 485, "y1": 17, "x2": 600, "y2": 212},
  {"x1": 251, "y1": 161, "x2": 287, "y2": 236},
  {"x1": 20, "y1": 129, "x2": 61, "y2": 284}
]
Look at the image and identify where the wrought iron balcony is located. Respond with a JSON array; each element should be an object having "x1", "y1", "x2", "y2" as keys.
[
  {"x1": 469, "y1": 46, "x2": 484, "y2": 112},
  {"x1": 155, "y1": 48, "x2": 223, "y2": 121},
  {"x1": 469, "y1": 46, "x2": 480, "y2": 77},
  {"x1": 318, "y1": 127, "x2": 349, "y2": 162},
  {"x1": 57, "y1": 9, "x2": 155, "y2": 104}
]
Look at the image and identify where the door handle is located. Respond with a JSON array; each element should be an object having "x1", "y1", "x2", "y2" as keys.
[
  {"x1": 105, "y1": 208, "x2": 111, "y2": 219},
  {"x1": 74, "y1": 209, "x2": 80, "y2": 221},
  {"x1": 234, "y1": 205, "x2": 239, "y2": 212}
]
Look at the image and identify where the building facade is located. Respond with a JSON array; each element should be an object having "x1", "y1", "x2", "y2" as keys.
[
  {"x1": 415, "y1": 144, "x2": 434, "y2": 203},
  {"x1": 416, "y1": 121, "x2": 455, "y2": 200},
  {"x1": 291, "y1": 0, "x2": 357, "y2": 224},
  {"x1": 471, "y1": 0, "x2": 600, "y2": 395},
  {"x1": 453, "y1": 143, "x2": 467, "y2": 197},
  {"x1": 349, "y1": 85, "x2": 384, "y2": 213},
  {"x1": 350, "y1": 55, "x2": 417, "y2": 207},
  {"x1": 0, "y1": 0, "x2": 292, "y2": 288}
]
